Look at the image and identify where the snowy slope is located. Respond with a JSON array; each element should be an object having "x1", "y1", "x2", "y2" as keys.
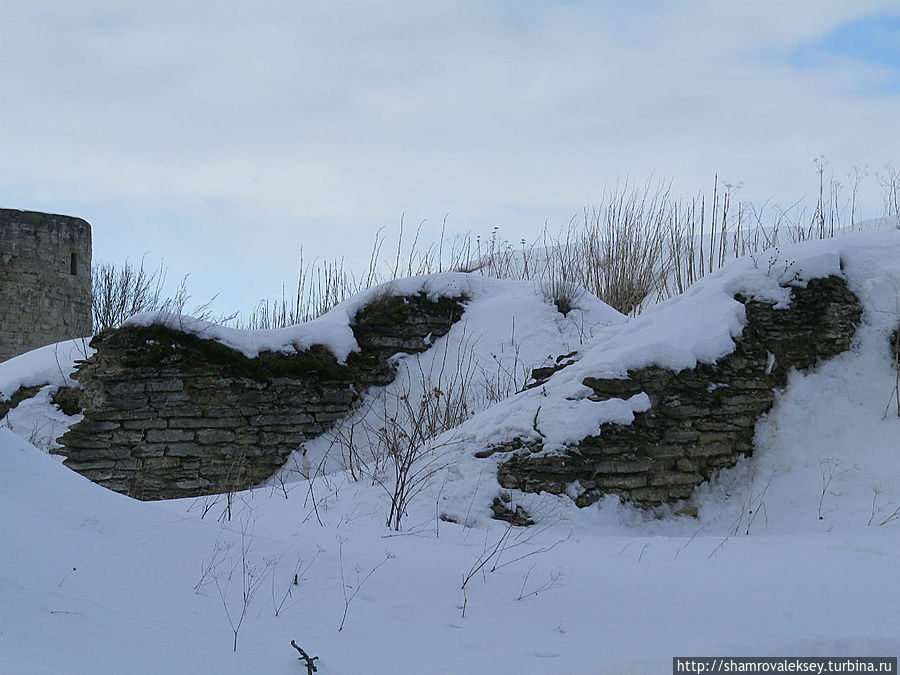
[
  {"x1": 2, "y1": 427, "x2": 899, "y2": 674},
  {"x1": 3, "y1": 233, "x2": 900, "y2": 672}
]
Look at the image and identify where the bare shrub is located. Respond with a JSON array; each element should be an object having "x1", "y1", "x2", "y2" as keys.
[
  {"x1": 237, "y1": 218, "x2": 451, "y2": 330},
  {"x1": 270, "y1": 548, "x2": 321, "y2": 617},
  {"x1": 328, "y1": 394, "x2": 381, "y2": 484},
  {"x1": 818, "y1": 457, "x2": 855, "y2": 520},
  {"x1": 877, "y1": 163, "x2": 900, "y2": 220},
  {"x1": 577, "y1": 180, "x2": 672, "y2": 315},
  {"x1": 240, "y1": 251, "x2": 364, "y2": 330},
  {"x1": 194, "y1": 536, "x2": 230, "y2": 594},
  {"x1": 848, "y1": 165, "x2": 868, "y2": 228},
  {"x1": 323, "y1": 332, "x2": 478, "y2": 531},
  {"x1": 212, "y1": 518, "x2": 266, "y2": 652},
  {"x1": 460, "y1": 524, "x2": 514, "y2": 619},
  {"x1": 528, "y1": 180, "x2": 673, "y2": 316},
  {"x1": 337, "y1": 540, "x2": 393, "y2": 631},
  {"x1": 666, "y1": 178, "x2": 765, "y2": 297},
  {"x1": 459, "y1": 519, "x2": 570, "y2": 618},
  {"x1": 375, "y1": 345, "x2": 476, "y2": 531},
  {"x1": 101, "y1": 158, "x2": 892, "y2": 339},
  {"x1": 475, "y1": 318, "x2": 529, "y2": 406},
  {"x1": 516, "y1": 564, "x2": 563, "y2": 601},
  {"x1": 92, "y1": 257, "x2": 227, "y2": 333},
  {"x1": 879, "y1": 504, "x2": 900, "y2": 527},
  {"x1": 91, "y1": 258, "x2": 172, "y2": 333},
  {"x1": 537, "y1": 224, "x2": 582, "y2": 315},
  {"x1": 730, "y1": 467, "x2": 776, "y2": 538},
  {"x1": 224, "y1": 158, "x2": 891, "y2": 332},
  {"x1": 220, "y1": 447, "x2": 250, "y2": 523},
  {"x1": 868, "y1": 483, "x2": 885, "y2": 527},
  {"x1": 377, "y1": 385, "x2": 464, "y2": 531}
]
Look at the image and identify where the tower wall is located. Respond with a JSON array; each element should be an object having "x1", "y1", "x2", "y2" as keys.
[{"x1": 0, "y1": 209, "x2": 92, "y2": 362}]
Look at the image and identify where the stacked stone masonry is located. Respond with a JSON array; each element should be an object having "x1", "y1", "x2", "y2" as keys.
[
  {"x1": 495, "y1": 276, "x2": 864, "y2": 508},
  {"x1": 0, "y1": 209, "x2": 92, "y2": 362},
  {"x1": 59, "y1": 293, "x2": 465, "y2": 499}
]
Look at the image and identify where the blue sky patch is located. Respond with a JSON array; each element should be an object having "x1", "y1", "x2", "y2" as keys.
[{"x1": 791, "y1": 14, "x2": 900, "y2": 91}]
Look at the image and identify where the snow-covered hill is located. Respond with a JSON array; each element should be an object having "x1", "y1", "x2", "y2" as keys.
[{"x1": 2, "y1": 231, "x2": 900, "y2": 673}]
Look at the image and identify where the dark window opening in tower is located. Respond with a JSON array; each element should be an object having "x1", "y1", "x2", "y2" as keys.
[{"x1": 70, "y1": 252, "x2": 78, "y2": 276}]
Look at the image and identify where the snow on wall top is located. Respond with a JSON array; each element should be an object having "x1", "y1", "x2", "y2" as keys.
[
  {"x1": 450, "y1": 230, "x2": 900, "y2": 453},
  {"x1": 1, "y1": 273, "x2": 625, "y2": 400},
  {"x1": 123, "y1": 272, "x2": 626, "y2": 362}
]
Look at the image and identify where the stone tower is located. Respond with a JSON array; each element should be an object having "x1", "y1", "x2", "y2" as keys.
[{"x1": 0, "y1": 209, "x2": 92, "y2": 362}]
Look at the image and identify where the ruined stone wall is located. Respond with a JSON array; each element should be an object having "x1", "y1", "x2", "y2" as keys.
[
  {"x1": 0, "y1": 209, "x2": 92, "y2": 362},
  {"x1": 59, "y1": 293, "x2": 465, "y2": 500},
  {"x1": 495, "y1": 276, "x2": 863, "y2": 508}
]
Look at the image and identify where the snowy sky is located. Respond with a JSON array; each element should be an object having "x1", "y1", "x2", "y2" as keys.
[{"x1": 1, "y1": 1, "x2": 899, "y2": 315}]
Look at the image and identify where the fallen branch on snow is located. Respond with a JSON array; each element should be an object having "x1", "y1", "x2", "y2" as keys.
[{"x1": 290, "y1": 640, "x2": 319, "y2": 674}]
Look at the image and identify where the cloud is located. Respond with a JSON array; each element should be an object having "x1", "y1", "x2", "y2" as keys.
[{"x1": 1, "y1": 1, "x2": 899, "y2": 313}]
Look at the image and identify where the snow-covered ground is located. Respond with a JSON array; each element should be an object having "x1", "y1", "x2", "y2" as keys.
[{"x1": 2, "y1": 231, "x2": 900, "y2": 673}]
